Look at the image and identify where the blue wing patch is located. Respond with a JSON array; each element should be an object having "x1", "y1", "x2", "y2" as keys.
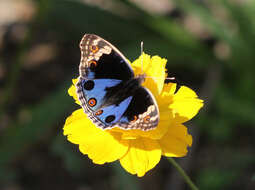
[
  {"x1": 96, "y1": 96, "x2": 132, "y2": 127},
  {"x1": 80, "y1": 78, "x2": 133, "y2": 128},
  {"x1": 81, "y1": 78, "x2": 121, "y2": 111}
]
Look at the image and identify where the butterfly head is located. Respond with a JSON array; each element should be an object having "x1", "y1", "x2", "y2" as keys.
[{"x1": 135, "y1": 74, "x2": 146, "y2": 84}]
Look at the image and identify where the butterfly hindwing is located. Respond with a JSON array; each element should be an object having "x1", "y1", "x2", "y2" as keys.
[
  {"x1": 95, "y1": 96, "x2": 133, "y2": 129},
  {"x1": 119, "y1": 87, "x2": 159, "y2": 131}
]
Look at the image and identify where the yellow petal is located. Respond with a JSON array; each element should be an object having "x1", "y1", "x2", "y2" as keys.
[
  {"x1": 63, "y1": 109, "x2": 129, "y2": 164},
  {"x1": 132, "y1": 53, "x2": 167, "y2": 95},
  {"x1": 68, "y1": 78, "x2": 80, "y2": 105},
  {"x1": 160, "y1": 83, "x2": 177, "y2": 98},
  {"x1": 63, "y1": 108, "x2": 86, "y2": 139},
  {"x1": 120, "y1": 138, "x2": 161, "y2": 177},
  {"x1": 170, "y1": 86, "x2": 203, "y2": 123},
  {"x1": 159, "y1": 124, "x2": 192, "y2": 157}
]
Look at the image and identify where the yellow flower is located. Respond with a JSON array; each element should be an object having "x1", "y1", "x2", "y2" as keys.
[{"x1": 63, "y1": 53, "x2": 203, "y2": 177}]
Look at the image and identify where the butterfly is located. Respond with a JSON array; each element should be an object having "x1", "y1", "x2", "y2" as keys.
[{"x1": 76, "y1": 34, "x2": 159, "y2": 131}]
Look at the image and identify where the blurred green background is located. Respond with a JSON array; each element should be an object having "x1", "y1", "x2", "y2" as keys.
[{"x1": 0, "y1": 0, "x2": 254, "y2": 189}]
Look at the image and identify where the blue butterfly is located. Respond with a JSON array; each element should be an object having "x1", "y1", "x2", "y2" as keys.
[{"x1": 76, "y1": 34, "x2": 159, "y2": 131}]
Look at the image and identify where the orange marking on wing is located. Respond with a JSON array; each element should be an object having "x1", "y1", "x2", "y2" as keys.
[
  {"x1": 89, "y1": 60, "x2": 97, "y2": 67},
  {"x1": 95, "y1": 110, "x2": 103, "y2": 115},
  {"x1": 144, "y1": 115, "x2": 150, "y2": 123},
  {"x1": 88, "y1": 98, "x2": 97, "y2": 107},
  {"x1": 131, "y1": 115, "x2": 138, "y2": 122},
  {"x1": 90, "y1": 45, "x2": 99, "y2": 53}
]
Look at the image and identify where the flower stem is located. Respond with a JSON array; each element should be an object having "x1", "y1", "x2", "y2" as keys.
[{"x1": 167, "y1": 158, "x2": 199, "y2": 190}]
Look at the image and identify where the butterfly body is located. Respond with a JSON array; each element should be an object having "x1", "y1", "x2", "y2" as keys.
[{"x1": 76, "y1": 34, "x2": 159, "y2": 131}]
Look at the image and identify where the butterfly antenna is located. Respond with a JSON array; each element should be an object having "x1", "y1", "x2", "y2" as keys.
[
  {"x1": 141, "y1": 41, "x2": 143, "y2": 74},
  {"x1": 165, "y1": 76, "x2": 175, "y2": 80},
  {"x1": 139, "y1": 41, "x2": 175, "y2": 82}
]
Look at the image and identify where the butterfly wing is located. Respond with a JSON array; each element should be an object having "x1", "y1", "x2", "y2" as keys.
[
  {"x1": 77, "y1": 78, "x2": 122, "y2": 112},
  {"x1": 79, "y1": 34, "x2": 134, "y2": 80},
  {"x1": 76, "y1": 34, "x2": 136, "y2": 129},
  {"x1": 76, "y1": 78, "x2": 133, "y2": 129},
  {"x1": 77, "y1": 78, "x2": 159, "y2": 131},
  {"x1": 118, "y1": 86, "x2": 159, "y2": 131}
]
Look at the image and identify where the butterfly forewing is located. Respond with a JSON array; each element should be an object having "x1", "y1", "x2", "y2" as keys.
[{"x1": 79, "y1": 34, "x2": 134, "y2": 80}]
